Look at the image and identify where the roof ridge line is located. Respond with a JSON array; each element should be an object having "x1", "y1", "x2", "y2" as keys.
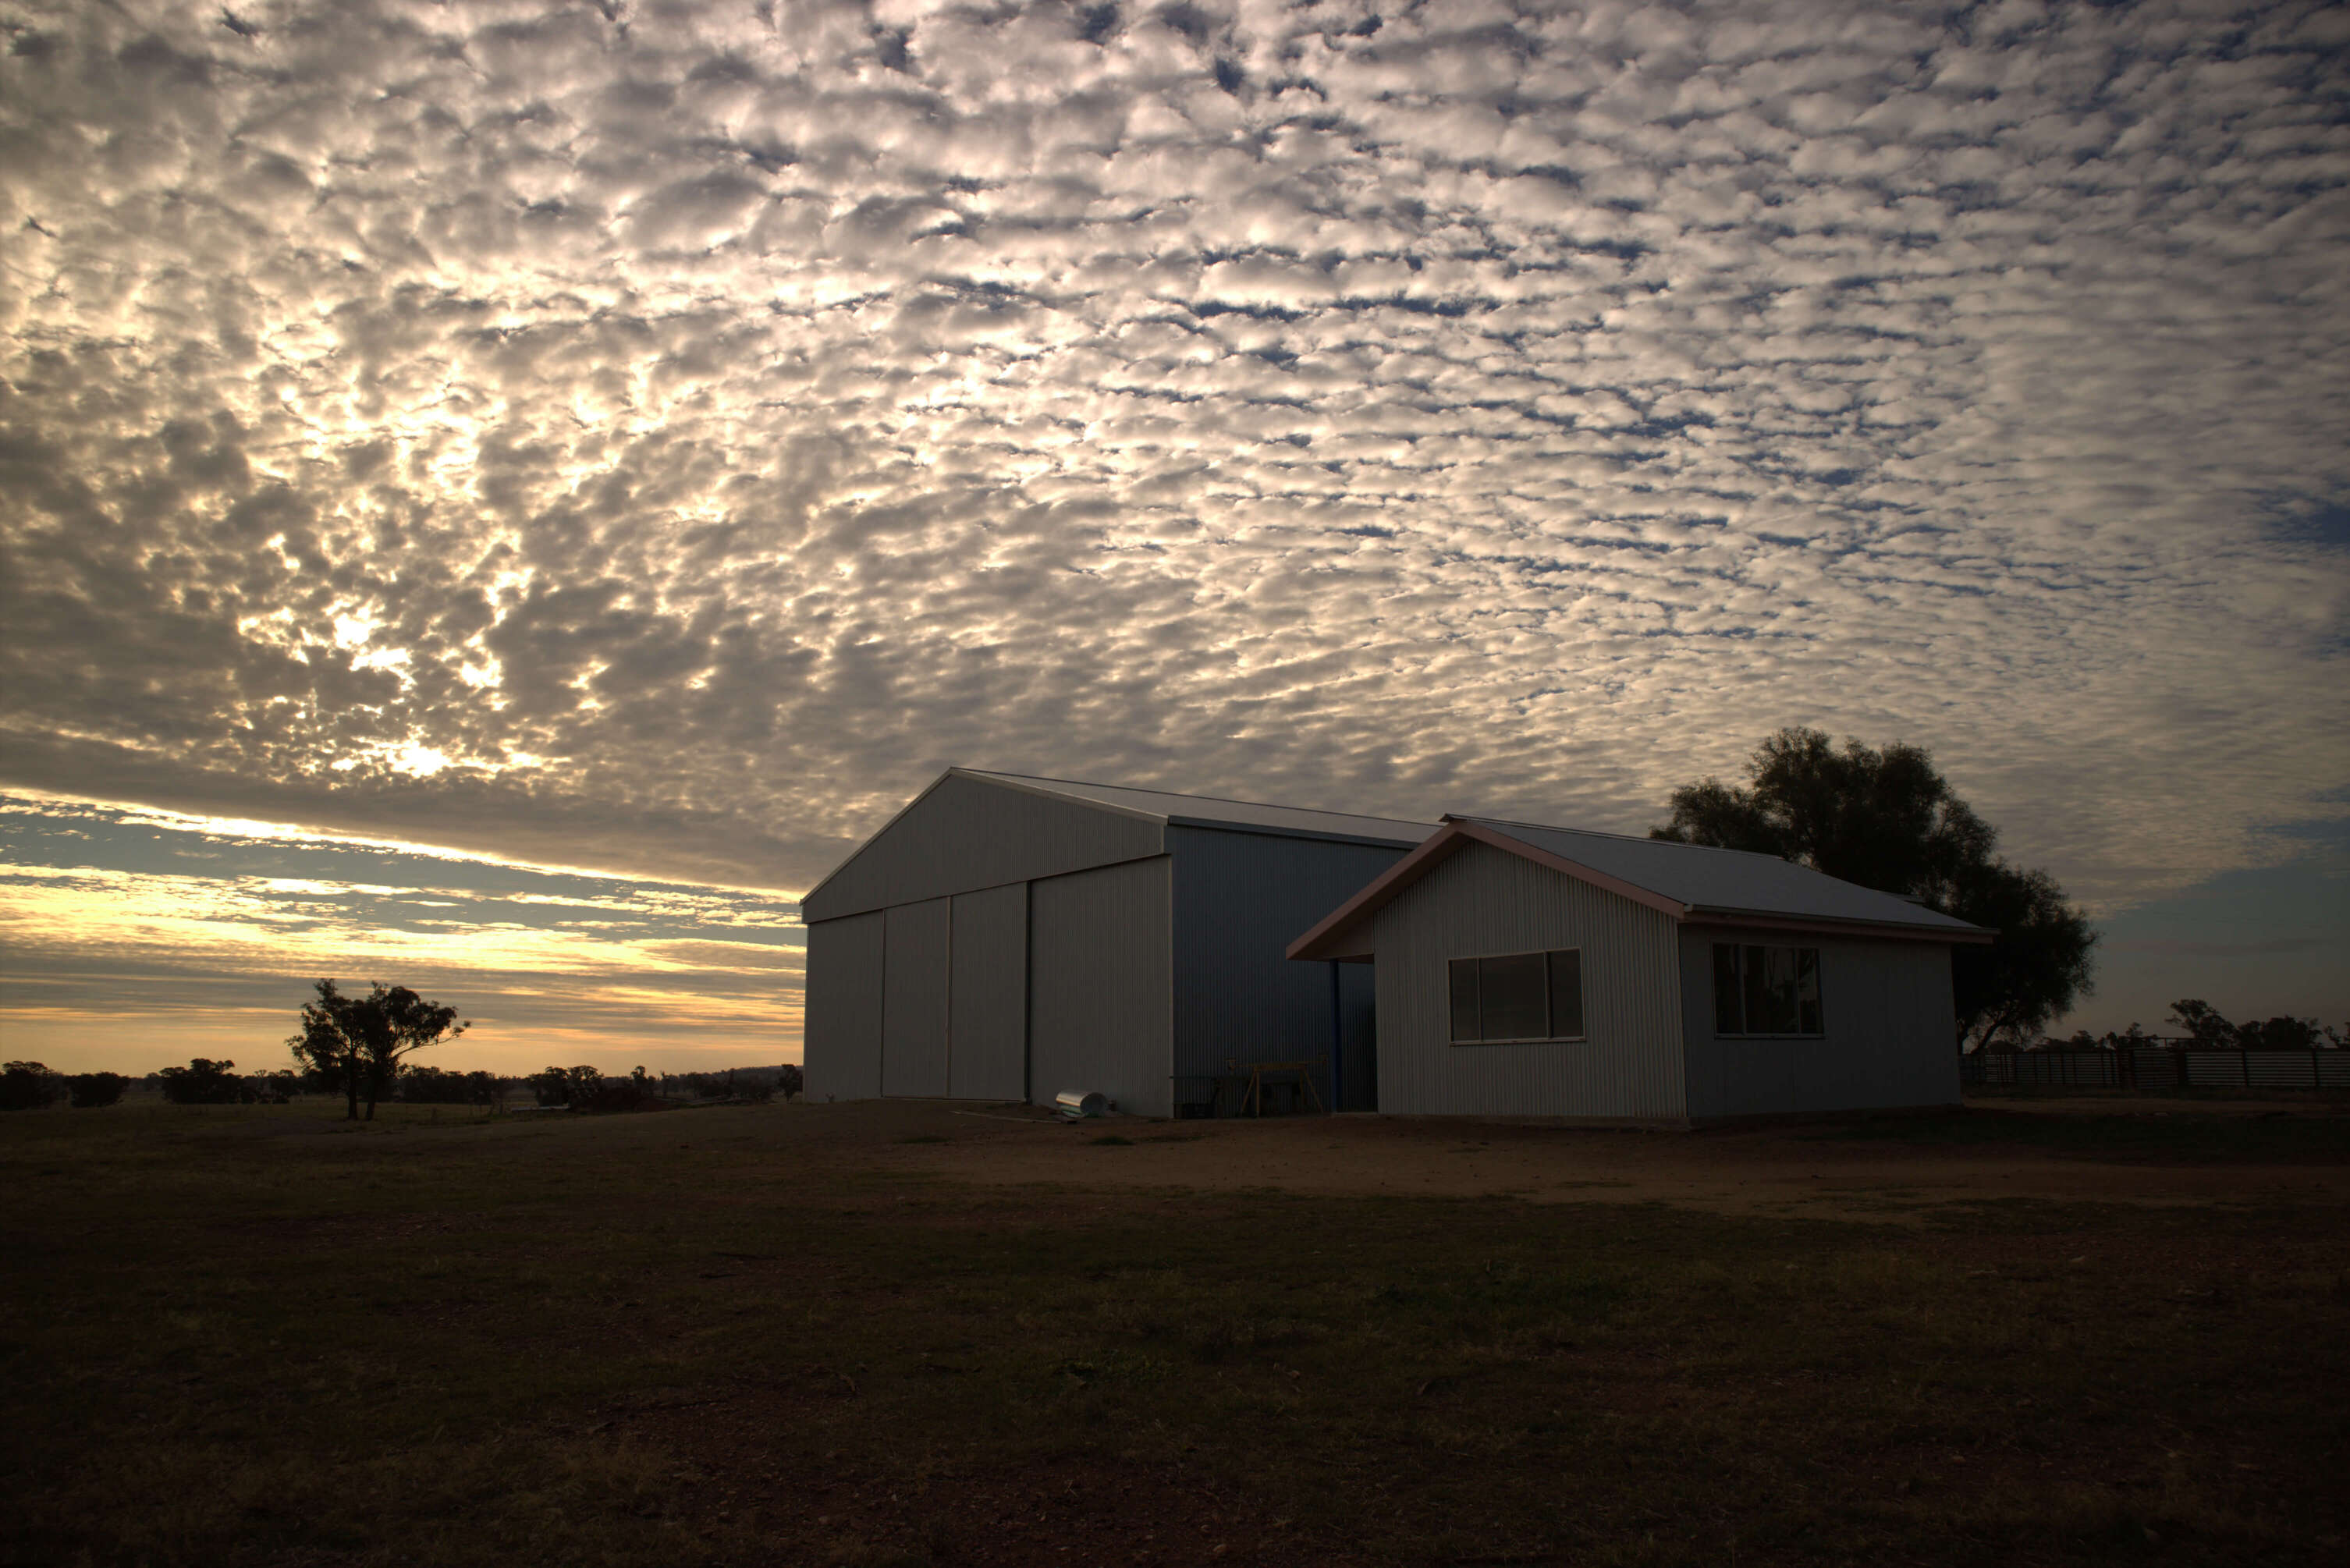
[
  {"x1": 969, "y1": 769, "x2": 1436, "y2": 828},
  {"x1": 1454, "y1": 814, "x2": 1802, "y2": 863}
]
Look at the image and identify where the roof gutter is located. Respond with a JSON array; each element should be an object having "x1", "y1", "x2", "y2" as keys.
[{"x1": 1682, "y1": 906, "x2": 1996, "y2": 944}]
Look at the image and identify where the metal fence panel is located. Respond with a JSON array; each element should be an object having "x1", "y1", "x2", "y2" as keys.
[{"x1": 1965, "y1": 1048, "x2": 2345, "y2": 1091}]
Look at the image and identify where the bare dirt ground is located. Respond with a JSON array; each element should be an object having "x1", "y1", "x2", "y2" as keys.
[
  {"x1": 834, "y1": 1095, "x2": 2350, "y2": 1222},
  {"x1": 10, "y1": 1096, "x2": 2348, "y2": 1566}
]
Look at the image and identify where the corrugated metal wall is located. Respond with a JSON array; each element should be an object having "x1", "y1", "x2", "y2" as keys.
[
  {"x1": 1170, "y1": 826, "x2": 1407, "y2": 1112},
  {"x1": 949, "y1": 882, "x2": 1028, "y2": 1101},
  {"x1": 1372, "y1": 840, "x2": 1688, "y2": 1120},
  {"x1": 1329, "y1": 963, "x2": 1379, "y2": 1112},
  {"x1": 804, "y1": 911, "x2": 883, "y2": 1101},
  {"x1": 881, "y1": 897, "x2": 951, "y2": 1097},
  {"x1": 804, "y1": 772, "x2": 1163, "y2": 921},
  {"x1": 1030, "y1": 855, "x2": 1173, "y2": 1118},
  {"x1": 1677, "y1": 926, "x2": 1959, "y2": 1119}
]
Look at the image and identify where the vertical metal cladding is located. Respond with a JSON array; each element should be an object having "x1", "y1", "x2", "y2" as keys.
[
  {"x1": 1170, "y1": 827, "x2": 1411, "y2": 1109},
  {"x1": 1372, "y1": 840, "x2": 1687, "y2": 1120},
  {"x1": 949, "y1": 882, "x2": 1028, "y2": 1101},
  {"x1": 881, "y1": 897, "x2": 952, "y2": 1097},
  {"x1": 1030, "y1": 855, "x2": 1173, "y2": 1118},
  {"x1": 804, "y1": 911, "x2": 884, "y2": 1101},
  {"x1": 1335, "y1": 963, "x2": 1377, "y2": 1112},
  {"x1": 1677, "y1": 926, "x2": 1961, "y2": 1119},
  {"x1": 803, "y1": 772, "x2": 1163, "y2": 920}
]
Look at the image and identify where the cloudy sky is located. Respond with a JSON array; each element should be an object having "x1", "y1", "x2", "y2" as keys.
[{"x1": 2, "y1": 0, "x2": 2344, "y2": 1073}]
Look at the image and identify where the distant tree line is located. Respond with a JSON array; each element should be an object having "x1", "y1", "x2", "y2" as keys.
[
  {"x1": 1, "y1": 1062, "x2": 136, "y2": 1110},
  {"x1": 157, "y1": 1059, "x2": 300, "y2": 1103},
  {"x1": 525, "y1": 1063, "x2": 802, "y2": 1112},
  {"x1": 2, "y1": 1060, "x2": 304, "y2": 1108},
  {"x1": 396, "y1": 1065, "x2": 504, "y2": 1105},
  {"x1": 4, "y1": 977, "x2": 803, "y2": 1117},
  {"x1": 3, "y1": 1057, "x2": 808, "y2": 1112},
  {"x1": 2035, "y1": 1000, "x2": 2345, "y2": 1053}
]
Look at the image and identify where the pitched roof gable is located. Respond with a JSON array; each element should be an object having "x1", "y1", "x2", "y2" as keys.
[
  {"x1": 801, "y1": 768, "x2": 1435, "y2": 921},
  {"x1": 1287, "y1": 816, "x2": 1991, "y2": 960}
]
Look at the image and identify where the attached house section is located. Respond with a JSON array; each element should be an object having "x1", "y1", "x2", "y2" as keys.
[
  {"x1": 1677, "y1": 925, "x2": 1960, "y2": 1120},
  {"x1": 1364, "y1": 839, "x2": 1689, "y2": 1121},
  {"x1": 1290, "y1": 815, "x2": 1987, "y2": 1126}
]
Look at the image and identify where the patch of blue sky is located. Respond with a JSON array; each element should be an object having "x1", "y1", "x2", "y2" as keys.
[{"x1": 2071, "y1": 821, "x2": 2350, "y2": 1034}]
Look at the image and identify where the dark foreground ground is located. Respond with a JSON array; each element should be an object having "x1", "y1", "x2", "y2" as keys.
[{"x1": 4, "y1": 1098, "x2": 2347, "y2": 1567}]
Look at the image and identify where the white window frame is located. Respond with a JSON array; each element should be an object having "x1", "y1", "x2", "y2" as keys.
[
  {"x1": 1447, "y1": 948, "x2": 1587, "y2": 1046},
  {"x1": 1710, "y1": 942, "x2": 1826, "y2": 1038}
]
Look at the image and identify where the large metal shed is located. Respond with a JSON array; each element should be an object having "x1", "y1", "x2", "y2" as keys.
[
  {"x1": 1288, "y1": 817, "x2": 1990, "y2": 1126},
  {"x1": 798, "y1": 770, "x2": 1432, "y2": 1116}
]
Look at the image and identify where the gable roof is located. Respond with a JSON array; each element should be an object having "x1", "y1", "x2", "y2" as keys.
[
  {"x1": 800, "y1": 768, "x2": 1436, "y2": 921},
  {"x1": 1288, "y1": 814, "x2": 1991, "y2": 960},
  {"x1": 959, "y1": 770, "x2": 1436, "y2": 849}
]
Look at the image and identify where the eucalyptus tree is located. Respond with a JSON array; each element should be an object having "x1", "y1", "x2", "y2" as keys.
[
  {"x1": 1653, "y1": 728, "x2": 2097, "y2": 1050},
  {"x1": 288, "y1": 980, "x2": 470, "y2": 1120}
]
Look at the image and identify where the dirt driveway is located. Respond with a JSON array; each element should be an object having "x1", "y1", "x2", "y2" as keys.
[{"x1": 827, "y1": 1096, "x2": 2350, "y2": 1222}]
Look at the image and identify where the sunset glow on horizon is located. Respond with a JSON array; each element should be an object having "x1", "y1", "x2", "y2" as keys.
[{"x1": 0, "y1": 792, "x2": 803, "y2": 1073}]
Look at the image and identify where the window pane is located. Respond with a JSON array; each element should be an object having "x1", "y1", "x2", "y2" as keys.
[
  {"x1": 1741, "y1": 945, "x2": 1772, "y2": 1034},
  {"x1": 1478, "y1": 953, "x2": 1549, "y2": 1041},
  {"x1": 1762, "y1": 945, "x2": 1802, "y2": 1033},
  {"x1": 1448, "y1": 959, "x2": 1479, "y2": 1044},
  {"x1": 1796, "y1": 949, "x2": 1823, "y2": 1034},
  {"x1": 1548, "y1": 949, "x2": 1584, "y2": 1038},
  {"x1": 1713, "y1": 944, "x2": 1742, "y2": 1034}
]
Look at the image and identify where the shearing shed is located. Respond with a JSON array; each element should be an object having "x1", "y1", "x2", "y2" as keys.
[{"x1": 797, "y1": 769, "x2": 1432, "y2": 1117}]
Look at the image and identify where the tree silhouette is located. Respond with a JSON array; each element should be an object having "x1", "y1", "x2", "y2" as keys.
[
  {"x1": 1654, "y1": 729, "x2": 2097, "y2": 1050},
  {"x1": 68, "y1": 1071, "x2": 130, "y2": 1109},
  {"x1": 287, "y1": 980, "x2": 470, "y2": 1120},
  {"x1": 154, "y1": 1058, "x2": 248, "y2": 1104},
  {"x1": 2168, "y1": 999, "x2": 2332, "y2": 1051},
  {"x1": 1, "y1": 1061, "x2": 62, "y2": 1111}
]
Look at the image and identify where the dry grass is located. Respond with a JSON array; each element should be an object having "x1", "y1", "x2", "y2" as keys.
[{"x1": 3, "y1": 1100, "x2": 2346, "y2": 1566}]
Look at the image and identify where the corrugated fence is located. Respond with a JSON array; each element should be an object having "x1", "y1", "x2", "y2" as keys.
[{"x1": 1963, "y1": 1049, "x2": 2350, "y2": 1090}]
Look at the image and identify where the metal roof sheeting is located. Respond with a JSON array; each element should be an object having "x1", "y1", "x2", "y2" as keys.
[
  {"x1": 1458, "y1": 818, "x2": 1986, "y2": 935},
  {"x1": 964, "y1": 770, "x2": 1436, "y2": 847}
]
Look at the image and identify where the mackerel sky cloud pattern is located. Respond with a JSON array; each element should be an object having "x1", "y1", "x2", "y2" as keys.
[{"x1": 2, "y1": 0, "x2": 2346, "y2": 946}]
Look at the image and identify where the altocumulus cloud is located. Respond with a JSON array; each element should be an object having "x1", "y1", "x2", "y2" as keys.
[{"x1": 2, "y1": 0, "x2": 2346, "y2": 927}]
